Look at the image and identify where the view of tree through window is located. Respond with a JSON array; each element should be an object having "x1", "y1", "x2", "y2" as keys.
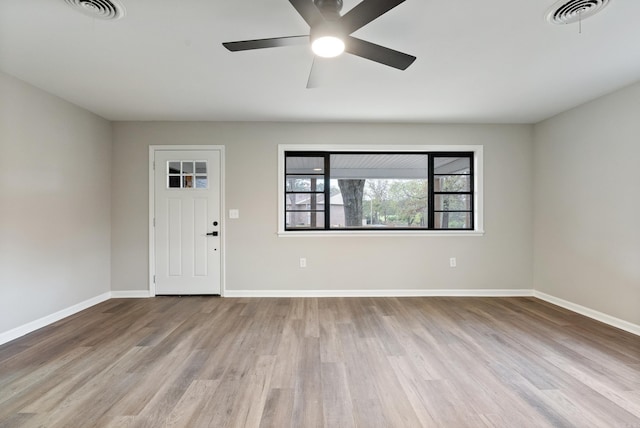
[
  {"x1": 362, "y1": 179, "x2": 428, "y2": 227},
  {"x1": 284, "y1": 151, "x2": 473, "y2": 231}
]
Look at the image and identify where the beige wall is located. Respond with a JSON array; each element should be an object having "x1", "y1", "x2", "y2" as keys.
[
  {"x1": 112, "y1": 122, "x2": 534, "y2": 293},
  {"x1": 533, "y1": 82, "x2": 640, "y2": 325},
  {"x1": 3, "y1": 70, "x2": 637, "y2": 337},
  {"x1": 0, "y1": 71, "x2": 112, "y2": 333}
]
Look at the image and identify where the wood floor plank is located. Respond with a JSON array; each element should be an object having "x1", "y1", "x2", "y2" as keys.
[
  {"x1": 164, "y1": 379, "x2": 221, "y2": 428},
  {"x1": 224, "y1": 355, "x2": 276, "y2": 428},
  {"x1": 0, "y1": 412, "x2": 36, "y2": 428},
  {"x1": 193, "y1": 346, "x2": 256, "y2": 427},
  {"x1": 360, "y1": 337, "x2": 423, "y2": 427},
  {"x1": 336, "y1": 322, "x2": 390, "y2": 427},
  {"x1": 386, "y1": 355, "x2": 440, "y2": 426},
  {"x1": 0, "y1": 296, "x2": 638, "y2": 427},
  {"x1": 291, "y1": 337, "x2": 324, "y2": 428},
  {"x1": 269, "y1": 319, "x2": 303, "y2": 389},
  {"x1": 320, "y1": 362, "x2": 355, "y2": 428},
  {"x1": 318, "y1": 301, "x2": 343, "y2": 364},
  {"x1": 259, "y1": 388, "x2": 294, "y2": 428}
]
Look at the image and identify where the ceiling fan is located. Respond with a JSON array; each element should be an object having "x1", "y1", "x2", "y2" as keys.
[{"x1": 222, "y1": 0, "x2": 416, "y2": 88}]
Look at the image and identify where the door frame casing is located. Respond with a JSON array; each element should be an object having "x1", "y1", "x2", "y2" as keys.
[{"x1": 148, "y1": 145, "x2": 226, "y2": 297}]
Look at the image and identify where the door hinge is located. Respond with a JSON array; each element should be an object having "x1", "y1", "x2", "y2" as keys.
[
  {"x1": 153, "y1": 275, "x2": 156, "y2": 283},
  {"x1": 153, "y1": 161, "x2": 155, "y2": 170},
  {"x1": 153, "y1": 217, "x2": 155, "y2": 227}
]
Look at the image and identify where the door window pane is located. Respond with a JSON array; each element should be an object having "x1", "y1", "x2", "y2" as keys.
[
  {"x1": 182, "y1": 162, "x2": 194, "y2": 174},
  {"x1": 195, "y1": 162, "x2": 207, "y2": 174},
  {"x1": 196, "y1": 176, "x2": 208, "y2": 188},
  {"x1": 168, "y1": 162, "x2": 181, "y2": 174}
]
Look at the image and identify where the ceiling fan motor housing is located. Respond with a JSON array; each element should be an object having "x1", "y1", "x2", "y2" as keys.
[
  {"x1": 311, "y1": 20, "x2": 346, "y2": 39},
  {"x1": 314, "y1": 0, "x2": 343, "y2": 20}
]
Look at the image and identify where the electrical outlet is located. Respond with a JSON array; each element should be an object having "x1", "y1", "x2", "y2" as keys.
[
  {"x1": 300, "y1": 258, "x2": 307, "y2": 268},
  {"x1": 449, "y1": 257, "x2": 457, "y2": 268}
]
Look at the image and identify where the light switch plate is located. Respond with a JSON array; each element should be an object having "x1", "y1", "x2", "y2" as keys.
[{"x1": 229, "y1": 209, "x2": 239, "y2": 219}]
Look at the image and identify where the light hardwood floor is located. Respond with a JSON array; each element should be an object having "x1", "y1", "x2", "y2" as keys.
[{"x1": 0, "y1": 297, "x2": 639, "y2": 427}]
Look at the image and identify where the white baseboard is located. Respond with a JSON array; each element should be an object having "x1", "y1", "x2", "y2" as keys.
[
  {"x1": 533, "y1": 291, "x2": 640, "y2": 336},
  {"x1": 224, "y1": 289, "x2": 535, "y2": 298},
  {"x1": 0, "y1": 290, "x2": 153, "y2": 346},
  {"x1": 111, "y1": 290, "x2": 151, "y2": 298},
  {"x1": 0, "y1": 292, "x2": 111, "y2": 346}
]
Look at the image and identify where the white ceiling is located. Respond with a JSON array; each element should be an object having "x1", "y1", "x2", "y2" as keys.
[{"x1": 1, "y1": 0, "x2": 639, "y2": 123}]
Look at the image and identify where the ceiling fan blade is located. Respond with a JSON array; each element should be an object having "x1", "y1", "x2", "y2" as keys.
[
  {"x1": 289, "y1": 0, "x2": 325, "y2": 28},
  {"x1": 339, "y1": 0, "x2": 406, "y2": 34},
  {"x1": 307, "y1": 57, "x2": 320, "y2": 89},
  {"x1": 306, "y1": 56, "x2": 334, "y2": 89},
  {"x1": 344, "y1": 36, "x2": 415, "y2": 70},
  {"x1": 223, "y1": 35, "x2": 308, "y2": 52}
]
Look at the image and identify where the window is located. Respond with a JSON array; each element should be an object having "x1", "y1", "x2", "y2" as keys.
[
  {"x1": 432, "y1": 156, "x2": 473, "y2": 229},
  {"x1": 279, "y1": 146, "x2": 483, "y2": 235},
  {"x1": 167, "y1": 160, "x2": 208, "y2": 189}
]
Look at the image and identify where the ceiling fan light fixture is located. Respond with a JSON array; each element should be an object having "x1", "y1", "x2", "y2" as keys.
[{"x1": 311, "y1": 36, "x2": 345, "y2": 58}]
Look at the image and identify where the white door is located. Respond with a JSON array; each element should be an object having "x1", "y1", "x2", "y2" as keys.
[{"x1": 154, "y1": 149, "x2": 222, "y2": 295}]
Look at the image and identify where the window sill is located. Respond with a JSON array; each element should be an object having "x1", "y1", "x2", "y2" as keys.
[{"x1": 277, "y1": 230, "x2": 485, "y2": 238}]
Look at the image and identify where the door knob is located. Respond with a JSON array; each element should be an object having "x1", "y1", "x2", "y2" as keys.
[{"x1": 206, "y1": 231, "x2": 218, "y2": 236}]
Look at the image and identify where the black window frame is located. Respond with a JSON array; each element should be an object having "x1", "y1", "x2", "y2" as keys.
[
  {"x1": 284, "y1": 151, "x2": 330, "y2": 230},
  {"x1": 284, "y1": 150, "x2": 475, "y2": 232}
]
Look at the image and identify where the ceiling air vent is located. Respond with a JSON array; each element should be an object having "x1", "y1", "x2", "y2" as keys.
[
  {"x1": 546, "y1": 0, "x2": 611, "y2": 25},
  {"x1": 64, "y1": 0, "x2": 125, "y2": 20}
]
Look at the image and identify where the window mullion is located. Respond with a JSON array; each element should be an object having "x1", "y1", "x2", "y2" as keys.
[
  {"x1": 324, "y1": 153, "x2": 330, "y2": 230},
  {"x1": 469, "y1": 154, "x2": 475, "y2": 230},
  {"x1": 428, "y1": 154, "x2": 435, "y2": 230}
]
